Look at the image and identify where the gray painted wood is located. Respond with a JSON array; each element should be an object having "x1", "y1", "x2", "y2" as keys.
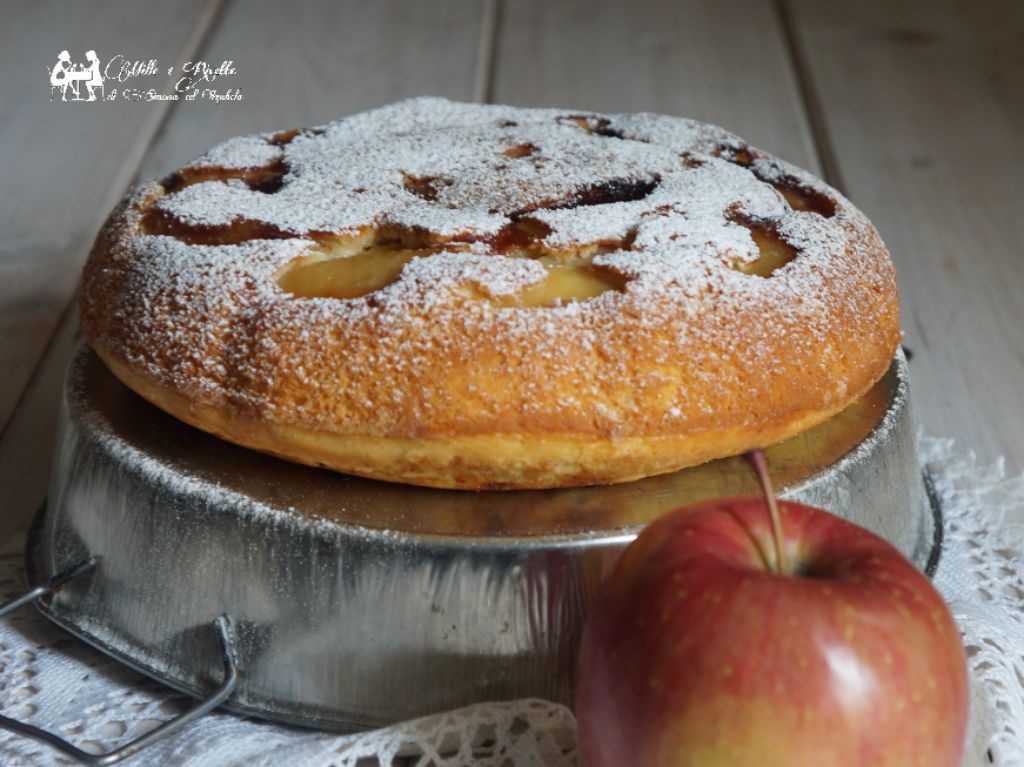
[
  {"x1": 136, "y1": 0, "x2": 487, "y2": 181},
  {"x1": 491, "y1": 0, "x2": 821, "y2": 172},
  {"x1": 785, "y1": 0, "x2": 1024, "y2": 474},
  {"x1": 0, "y1": 0, "x2": 218, "y2": 438}
]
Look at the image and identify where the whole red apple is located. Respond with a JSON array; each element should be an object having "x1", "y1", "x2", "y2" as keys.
[{"x1": 576, "y1": 496, "x2": 968, "y2": 766}]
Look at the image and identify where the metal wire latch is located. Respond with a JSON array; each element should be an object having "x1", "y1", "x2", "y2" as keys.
[{"x1": 0, "y1": 561, "x2": 239, "y2": 765}]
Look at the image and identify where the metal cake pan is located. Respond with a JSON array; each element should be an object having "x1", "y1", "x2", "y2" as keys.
[{"x1": 28, "y1": 344, "x2": 933, "y2": 731}]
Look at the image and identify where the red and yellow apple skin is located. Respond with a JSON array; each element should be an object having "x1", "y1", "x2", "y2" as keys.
[{"x1": 576, "y1": 498, "x2": 968, "y2": 767}]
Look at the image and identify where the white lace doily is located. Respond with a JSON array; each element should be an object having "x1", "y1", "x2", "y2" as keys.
[{"x1": 1, "y1": 435, "x2": 1021, "y2": 766}]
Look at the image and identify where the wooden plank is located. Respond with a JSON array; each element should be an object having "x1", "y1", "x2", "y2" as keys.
[
  {"x1": 136, "y1": 0, "x2": 485, "y2": 181},
  {"x1": 0, "y1": 0, "x2": 218, "y2": 439},
  {"x1": 0, "y1": 303, "x2": 83, "y2": 537},
  {"x1": 782, "y1": 0, "x2": 1024, "y2": 473},
  {"x1": 490, "y1": 0, "x2": 821, "y2": 172},
  {"x1": 0, "y1": 0, "x2": 488, "y2": 538}
]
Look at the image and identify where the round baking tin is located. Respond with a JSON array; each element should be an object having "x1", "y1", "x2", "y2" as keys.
[{"x1": 29, "y1": 345, "x2": 932, "y2": 731}]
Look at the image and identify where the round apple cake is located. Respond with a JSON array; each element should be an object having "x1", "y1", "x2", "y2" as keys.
[{"x1": 80, "y1": 98, "x2": 900, "y2": 489}]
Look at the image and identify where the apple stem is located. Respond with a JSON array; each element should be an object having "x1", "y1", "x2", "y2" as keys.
[{"x1": 746, "y1": 449, "x2": 787, "y2": 575}]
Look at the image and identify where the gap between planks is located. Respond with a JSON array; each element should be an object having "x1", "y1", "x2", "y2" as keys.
[
  {"x1": 773, "y1": 0, "x2": 846, "y2": 192},
  {"x1": 473, "y1": 0, "x2": 501, "y2": 103}
]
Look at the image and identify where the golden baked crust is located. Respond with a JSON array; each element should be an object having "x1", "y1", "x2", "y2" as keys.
[{"x1": 80, "y1": 98, "x2": 901, "y2": 490}]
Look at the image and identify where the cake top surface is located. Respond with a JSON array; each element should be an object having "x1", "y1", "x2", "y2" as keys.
[
  {"x1": 85, "y1": 98, "x2": 895, "y2": 445},
  {"x1": 135, "y1": 97, "x2": 860, "y2": 329}
]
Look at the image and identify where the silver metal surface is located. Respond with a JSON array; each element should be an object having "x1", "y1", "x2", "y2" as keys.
[{"x1": 32, "y1": 345, "x2": 931, "y2": 731}]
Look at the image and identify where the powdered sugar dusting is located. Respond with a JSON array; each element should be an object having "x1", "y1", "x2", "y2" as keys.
[
  {"x1": 189, "y1": 134, "x2": 283, "y2": 171},
  {"x1": 82, "y1": 98, "x2": 898, "y2": 440}
]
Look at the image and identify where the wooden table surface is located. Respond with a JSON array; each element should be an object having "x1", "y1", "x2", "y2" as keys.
[
  {"x1": 2, "y1": 3, "x2": 1022, "y2": 548},
  {"x1": 0, "y1": 3, "x2": 1021, "y2": 765}
]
